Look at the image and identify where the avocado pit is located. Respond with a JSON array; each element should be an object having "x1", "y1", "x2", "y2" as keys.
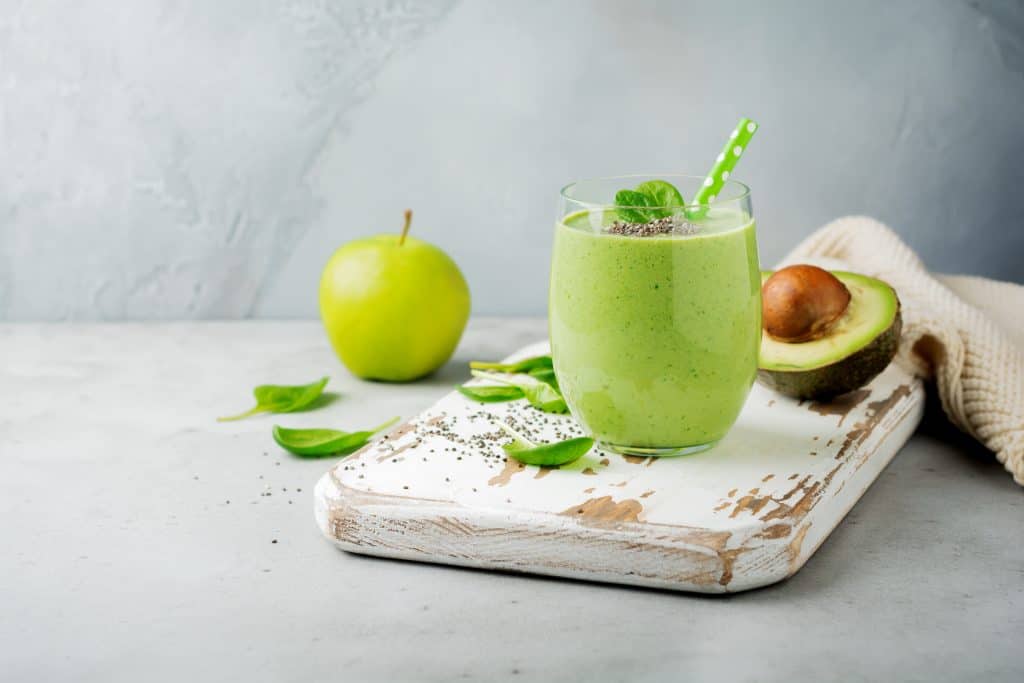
[{"x1": 762, "y1": 265, "x2": 851, "y2": 343}]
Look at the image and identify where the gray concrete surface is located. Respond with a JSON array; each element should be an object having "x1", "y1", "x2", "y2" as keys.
[
  {"x1": 2, "y1": 319, "x2": 1022, "y2": 682},
  {"x1": 2, "y1": 0, "x2": 1023, "y2": 322}
]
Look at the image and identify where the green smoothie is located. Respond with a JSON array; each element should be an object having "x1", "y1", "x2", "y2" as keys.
[{"x1": 549, "y1": 209, "x2": 761, "y2": 453}]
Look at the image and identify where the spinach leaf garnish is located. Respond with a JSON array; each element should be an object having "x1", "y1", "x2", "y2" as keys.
[
  {"x1": 615, "y1": 179, "x2": 687, "y2": 222},
  {"x1": 635, "y1": 180, "x2": 686, "y2": 214},
  {"x1": 614, "y1": 189, "x2": 657, "y2": 223}
]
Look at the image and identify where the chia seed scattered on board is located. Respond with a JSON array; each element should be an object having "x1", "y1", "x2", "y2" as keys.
[
  {"x1": 340, "y1": 399, "x2": 600, "y2": 493},
  {"x1": 606, "y1": 216, "x2": 699, "y2": 237}
]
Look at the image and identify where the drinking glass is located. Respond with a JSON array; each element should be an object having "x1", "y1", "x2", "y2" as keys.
[{"x1": 549, "y1": 174, "x2": 761, "y2": 456}]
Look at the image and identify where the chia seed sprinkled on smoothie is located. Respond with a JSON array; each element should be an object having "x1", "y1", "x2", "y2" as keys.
[{"x1": 605, "y1": 216, "x2": 699, "y2": 237}]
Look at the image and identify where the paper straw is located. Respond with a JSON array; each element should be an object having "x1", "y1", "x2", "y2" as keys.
[{"x1": 689, "y1": 117, "x2": 758, "y2": 217}]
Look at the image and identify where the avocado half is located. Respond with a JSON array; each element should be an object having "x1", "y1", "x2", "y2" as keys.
[{"x1": 757, "y1": 270, "x2": 902, "y2": 400}]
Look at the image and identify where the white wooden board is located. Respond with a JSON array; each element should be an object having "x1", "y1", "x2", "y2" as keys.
[{"x1": 315, "y1": 342, "x2": 924, "y2": 593}]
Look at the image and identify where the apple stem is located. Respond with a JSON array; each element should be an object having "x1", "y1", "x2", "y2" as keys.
[{"x1": 399, "y1": 209, "x2": 412, "y2": 246}]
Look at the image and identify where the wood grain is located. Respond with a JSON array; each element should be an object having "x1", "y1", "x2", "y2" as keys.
[{"x1": 315, "y1": 342, "x2": 924, "y2": 593}]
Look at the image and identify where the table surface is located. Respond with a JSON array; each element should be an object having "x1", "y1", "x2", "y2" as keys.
[{"x1": 3, "y1": 319, "x2": 1022, "y2": 683}]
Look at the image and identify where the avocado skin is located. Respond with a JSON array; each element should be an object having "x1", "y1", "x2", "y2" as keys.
[{"x1": 757, "y1": 302, "x2": 902, "y2": 401}]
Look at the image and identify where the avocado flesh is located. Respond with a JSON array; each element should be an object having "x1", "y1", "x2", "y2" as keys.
[{"x1": 757, "y1": 271, "x2": 902, "y2": 400}]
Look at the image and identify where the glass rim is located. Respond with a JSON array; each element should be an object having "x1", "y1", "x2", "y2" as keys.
[{"x1": 560, "y1": 173, "x2": 751, "y2": 211}]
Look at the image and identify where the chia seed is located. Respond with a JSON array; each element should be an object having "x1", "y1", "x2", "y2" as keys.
[{"x1": 605, "y1": 216, "x2": 699, "y2": 237}]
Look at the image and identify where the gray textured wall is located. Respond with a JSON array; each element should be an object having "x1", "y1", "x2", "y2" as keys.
[{"x1": 2, "y1": 0, "x2": 1022, "y2": 321}]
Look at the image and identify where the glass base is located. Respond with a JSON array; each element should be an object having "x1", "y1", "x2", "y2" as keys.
[{"x1": 598, "y1": 440, "x2": 718, "y2": 457}]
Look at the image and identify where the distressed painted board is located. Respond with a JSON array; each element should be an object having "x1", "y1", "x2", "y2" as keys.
[{"x1": 315, "y1": 342, "x2": 924, "y2": 593}]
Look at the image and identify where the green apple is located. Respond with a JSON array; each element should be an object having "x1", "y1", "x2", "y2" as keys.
[{"x1": 319, "y1": 210, "x2": 470, "y2": 382}]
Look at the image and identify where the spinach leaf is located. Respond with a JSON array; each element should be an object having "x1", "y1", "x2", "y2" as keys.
[
  {"x1": 272, "y1": 417, "x2": 399, "y2": 458},
  {"x1": 470, "y1": 370, "x2": 568, "y2": 414},
  {"x1": 218, "y1": 376, "x2": 330, "y2": 422},
  {"x1": 616, "y1": 180, "x2": 687, "y2": 222},
  {"x1": 457, "y1": 385, "x2": 525, "y2": 403},
  {"x1": 527, "y1": 366, "x2": 560, "y2": 391},
  {"x1": 469, "y1": 355, "x2": 553, "y2": 374},
  {"x1": 635, "y1": 180, "x2": 686, "y2": 217},
  {"x1": 614, "y1": 189, "x2": 656, "y2": 223},
  {"x1": 498, "y1": 423, "x2": 593, "y2": 467},
  {"x1": 519, "y1": 382, "x2": 567, "y2": 413}
]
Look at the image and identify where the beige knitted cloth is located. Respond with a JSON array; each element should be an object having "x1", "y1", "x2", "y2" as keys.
[{"x1": 782, "y1": 216, "x2": 1024, "y2": 486}]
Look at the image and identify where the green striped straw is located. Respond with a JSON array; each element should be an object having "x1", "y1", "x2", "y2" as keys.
[{"x1": 689, "y1": 117, "x2": 758, "y2": 218}]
